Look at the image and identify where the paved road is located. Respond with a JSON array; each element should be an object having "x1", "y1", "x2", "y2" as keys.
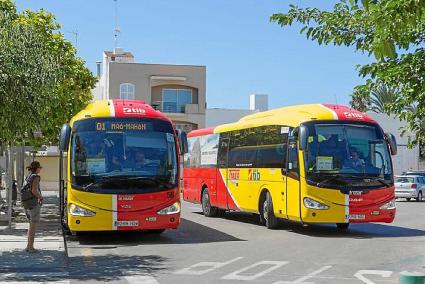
[{"x1": 60, "y1": 198, "x2": 425, "y2": 283}]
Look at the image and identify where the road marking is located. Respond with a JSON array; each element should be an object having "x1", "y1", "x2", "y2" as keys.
[
  {"x1": 0, "y1": 281, "x2": 69, "y2": 284},
  {"x1": 124, "y1": 275, "x2": 160, "y2": 284},
  {"x1": 354, "y1": 270, "x2": 392, "y2": 284},
  {"x1": 222, "y1": 261, "x2": 289, "y2": 281},
  {"x1": 174, "y1": 257, "x2": 243, "y2": 275},
  {"x1": 274, "y1": 265, "x2": 333, "y2": 284},
  {"x1": 0, "y1": 272, "x2": 69, "y2": 283}
]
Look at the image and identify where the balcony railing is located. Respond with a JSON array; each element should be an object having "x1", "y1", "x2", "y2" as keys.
[{"x1": 152, "y1": 101, "x2": 188, "y2": 113}]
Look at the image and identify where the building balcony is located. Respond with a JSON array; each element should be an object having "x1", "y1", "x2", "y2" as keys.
[{"x1": 152, "y1": 101, "x2": 200, "y2": 114}]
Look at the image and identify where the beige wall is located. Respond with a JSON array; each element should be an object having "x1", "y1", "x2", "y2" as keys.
[
  {"x1": 35, "y1": 156, "x2": 60, "y2": 191},
  {"x1": 107, "y1": 62, "x2": 206, "y2": 129}
]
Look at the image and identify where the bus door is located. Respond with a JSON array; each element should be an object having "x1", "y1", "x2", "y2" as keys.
[
  {"x1": 286, "y1": 135, "x2": 301, "y2": 221},
  {"x1": 217, "y1": 137, "x2": 235, "y2": 210}
]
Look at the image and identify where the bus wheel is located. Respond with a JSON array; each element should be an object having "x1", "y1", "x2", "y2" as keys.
[
  {"x1": 262, "y1": 192, "x2": 278, "y2": 229},
  {"x1": 202, "y1": 188, "x2": 218, "y2": 217},
  {"x1": 406, "y1": 198, "x2": 411, "y2": 202},
  {"x1": 336, "y1": 223, "x2": 349, "y2": 231}
]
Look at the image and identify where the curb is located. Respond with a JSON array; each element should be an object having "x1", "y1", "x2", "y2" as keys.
[{"x1": 400, "y1": 271, "x2": 425, "y2": 284}]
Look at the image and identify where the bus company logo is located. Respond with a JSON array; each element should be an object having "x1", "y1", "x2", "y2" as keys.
[
  {"x1": 120, "y1": 204, "x2": 132, "y2": 209},
  {"x1": 123, "y1": 107, "x2": 146, "y2": 115},
  {"x1": 118, "y1": 195, "x2": 134, "y2": 201},
  {"x1": 248, "y1": 169, "x2": 260, "y2": 181},
  {"x1": 229, "y1": 170, "x2": 240, "y2": 181},
  {"x1": 349, "y1": 190, "x2": 363, "y2": 195},
  {"x1": 343, "y1": 112, "x2": 364, "y2": 120},
  {"x1": 349, "y1": 197, "x2": 363, "y2": 202}
]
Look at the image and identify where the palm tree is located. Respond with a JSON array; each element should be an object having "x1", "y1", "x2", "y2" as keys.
[{"x1": 368, "y1": 85, "x2": 399, "y2": 115}]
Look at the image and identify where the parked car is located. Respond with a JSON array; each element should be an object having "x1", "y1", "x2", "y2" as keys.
[
  {"x1": 395, "y1": 175, "x2": 425, "y2": 202},
  {"x1": 402, "y1": 171, "x2": 425, "y2": 177}
]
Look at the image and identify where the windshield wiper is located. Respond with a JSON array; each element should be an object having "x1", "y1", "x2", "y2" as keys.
[
  {"x1": 362, "y1": 176, "x2": 391, "y2": 188},
  {"x1": 315, "y1": 174, "x2": 348, "y2": 187}
]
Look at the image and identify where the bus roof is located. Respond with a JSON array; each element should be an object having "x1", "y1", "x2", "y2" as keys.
[
  {"x1": 190, "y1": 104, "x2": 376, "y2": 137},
  {"x1": 70, "y1": 100, "x2": 172, "y2": 126}
]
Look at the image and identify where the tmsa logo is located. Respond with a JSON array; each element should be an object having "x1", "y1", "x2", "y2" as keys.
[
  {"x1": 123, "y1": 107, "x2": 146, "y2": 114},
  {"x1": 248, "y1": 169, "x2": 260, "y2": 181}
]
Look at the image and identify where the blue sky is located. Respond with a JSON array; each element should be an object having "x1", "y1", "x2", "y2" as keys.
[{"x1": 16, "y1": 0, "x2": 372, "y2": 109}]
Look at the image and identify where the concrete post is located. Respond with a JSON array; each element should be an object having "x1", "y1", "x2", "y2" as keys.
[
  {"x1": 16, "y1": 145, "x2": 25, "y2": 200},
  {"x1": 6, "y1": 147, "x2": 13, "y2": 228}
]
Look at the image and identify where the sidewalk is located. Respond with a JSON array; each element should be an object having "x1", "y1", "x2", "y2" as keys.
[{"x1": 0, "y1": 191, "x2": 68, "y2": 282}]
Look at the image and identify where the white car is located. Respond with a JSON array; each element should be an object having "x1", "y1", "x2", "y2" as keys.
[{"x1": 395, "y1": 175, "x2": 425, "y2": 202}]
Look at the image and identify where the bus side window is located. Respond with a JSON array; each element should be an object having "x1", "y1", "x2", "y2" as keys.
[{"x1": 217, "y1": 136, "x2": 229, "y2": 168}]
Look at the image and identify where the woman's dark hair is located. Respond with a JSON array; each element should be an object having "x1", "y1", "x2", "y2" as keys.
[{"x1": 26, "y1": 161, "x2": 41, "y2": 173}]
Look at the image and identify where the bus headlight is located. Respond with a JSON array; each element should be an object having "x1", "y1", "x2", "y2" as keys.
[
  {"x1": 379, "y1": 199, "x2": 396, "y2": 210},
  {"x1": 69, "y1": 204, "x2": 96, "y2": 217},
  {"x1": 303, "y1": 198, "x2": 329, "y2": 210},
  {"x1": 157, "y1": 202, "x2": 180, "y2": 215}
]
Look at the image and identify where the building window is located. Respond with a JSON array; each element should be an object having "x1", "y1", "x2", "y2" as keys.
[
  {"x1": 120, "y1": 83, "x2": 135, "y2": 100},
  {"x1": 175, "y1": 123, "x2": 195, "y2": 132},
  {"x1": 162, "y1": 89, "x2": 192, "y2": 113}
]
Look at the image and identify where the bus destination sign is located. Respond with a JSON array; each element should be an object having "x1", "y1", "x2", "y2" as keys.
[{"x1": 96, "y1": 122, "x2": 150, "y2": 131}]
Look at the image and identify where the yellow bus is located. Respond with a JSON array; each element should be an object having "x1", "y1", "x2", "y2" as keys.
[
  {"x1": 183, "y1": 104, "x2": 397, "y2": 230},
  {"x1": 59, "y1": 100, "x2": 187, "y2": 234}
]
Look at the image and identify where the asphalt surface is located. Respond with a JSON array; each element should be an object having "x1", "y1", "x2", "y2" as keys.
[{"x1": 59, "y1": 198, "x2": 425, "y2": 284}]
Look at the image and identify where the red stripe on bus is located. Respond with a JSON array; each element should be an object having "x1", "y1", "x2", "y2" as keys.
[
  {"x1": 188, "y1": 127, "x2": 215, "y2": 138},
  {"x1": 322, "y1": 104, "x2": 376, "y2": 123}
]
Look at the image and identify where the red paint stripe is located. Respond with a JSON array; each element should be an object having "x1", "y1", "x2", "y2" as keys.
[
  {"x1": 111, "y1": 99, "x2": 172, "y2": 122},
  {"x1": 322, "y1": 104, "x2": 376, "y2": 123},
  {"x1": 188, "y1": 127, "x2": 215, "y2": 137}
]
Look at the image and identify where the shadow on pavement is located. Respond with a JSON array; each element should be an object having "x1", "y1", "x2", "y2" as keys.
[
  {"x1": 0, "y1": 250, "x2": 167, "y2": 282},
  {"x1": 0, "y1": 194, "x2": 60, "y2": 237},
  {"x1": 0, "y1": 249, "x2": 67, "y2": 281},
  {"x1": 210, "y1": 211, "x2": 425, "y2": 239},
  {"x1": 71, "y1": 217, "x2": 245, "y2": 246}
]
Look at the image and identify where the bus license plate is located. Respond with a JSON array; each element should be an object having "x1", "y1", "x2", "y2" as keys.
[
  {"x1": 115, "y1": 221, "x2": 139, "y2": 227},
  {"x1": 348, "y1": 214, "x2": 365, "y2": 220}
]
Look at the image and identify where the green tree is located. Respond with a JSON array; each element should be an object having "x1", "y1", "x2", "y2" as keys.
[
  {"x1": 0, "y1": 0, "x2": 96, "y2": 147},
  {"x1": 368, "y1": 85, "x2": 399, "y2": 115},
  {"x1": 271, "y1": 0, "x2": 425, "y2": 147}
]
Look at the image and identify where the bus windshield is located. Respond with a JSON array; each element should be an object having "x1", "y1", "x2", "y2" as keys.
[
  {"x1": 303, "y1": 122, "x2": 393, "y2": 189},
  {"x1": 70, "y1": 118, "x2": 178, "y2": 193}
]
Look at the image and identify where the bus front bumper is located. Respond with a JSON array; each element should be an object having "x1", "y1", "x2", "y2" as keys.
[
  {"x1": 67, "y1": 203, "x2": 181, "y2": 232},
  {"x1": 301, "y1": 204, "x2": 396, "y2": 224}
]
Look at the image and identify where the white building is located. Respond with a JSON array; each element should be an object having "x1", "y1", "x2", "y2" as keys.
[
  {"x1": 367, "y1": 113, "x2": 425, "y2": 175},
  {"x1": 206, "y1": 94, "x2": 268, "y2": 127}
]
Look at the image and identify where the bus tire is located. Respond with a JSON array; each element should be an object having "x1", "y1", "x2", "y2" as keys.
[
  {"x1": 202, "y1": 188, "x2": 218, "y2": 217},
  {"x1": 406, "y1": 198, "x2": 411, "y2": 202},
  {"x1": 262, "y1": 192, "x2": 278, "y2": 229},
  {"x1": 336, "y1": 223, "x2": 349, "y2": 231}
]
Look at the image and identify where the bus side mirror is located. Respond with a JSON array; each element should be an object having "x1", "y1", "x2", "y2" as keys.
[
  {"x1": 178, "y1": 130, "x2": 188, "y2": 154},
  {"x1": 299, "y1": 125, "x2": 308, "y2": 151},
  {"x1": 386, "y1": 133, "x2": 397, "y2": 155},
  {"x1": 59, "y1": 124, "x2": 71, "y2": 152}
]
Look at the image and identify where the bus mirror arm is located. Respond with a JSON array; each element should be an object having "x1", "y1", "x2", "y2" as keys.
[
  {"x1": 299, "y1": 125, "x2": 308, "y2": 151},
  {"x1": 178, "y1": 130, "x2": 188, "y2": 154},
  {"x1": 59, "y1": 124, "x2": 71, "y2": 152},
  {"x1": 385, "y1": 133, "x2": 397, "y2": 156}
]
